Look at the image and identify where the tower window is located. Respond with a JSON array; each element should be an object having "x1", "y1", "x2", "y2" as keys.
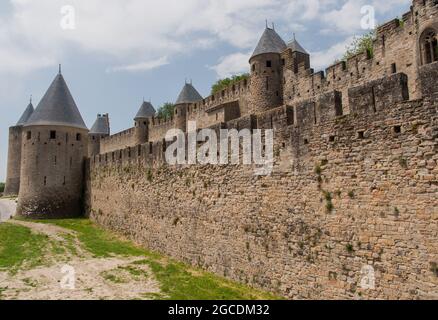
[
  {"x1": 421, "y1": 29, "x2": 438, "y2": 65},
  {"x1": 44, "y1": 176, "x2": 47, "y2": 186},
  {"x1": 266, "y1": 60, "x2": 272, "y2": 68},
  {"x1": 50, "y1": 131, "x2": 56, "y2": 139},
  {"x1": 76, "y1": 133, "x2": 81, "y2": 141},
  {"x1": 26, "y1": 131, "x2": 31, "y2": 140},
  {"x1": 252, "y1": 64, "x2": 256, "y2": 72},
  {"x1": 391, "y1": 63, "x2": 397, "y2": 74}
]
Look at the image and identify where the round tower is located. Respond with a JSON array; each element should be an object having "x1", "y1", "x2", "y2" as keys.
[
  {"x1": 249, "y1": 26, "x2": 286, "y2": 113},
  {"x1": 4, "y1": 100, "x2": 34, "y2": 196},
  {"x1": 17, "y1": 70, "x2": 89, "y2": 219},
  {"x1": 134, "y1": 100, "x2": 155, "y2": 145},
  {"x1": 88, "y1": 113, "x2": 110, "y2": 156},
  {"x1": 174, "y1": 82, "x2": 203, "y2": 132}
]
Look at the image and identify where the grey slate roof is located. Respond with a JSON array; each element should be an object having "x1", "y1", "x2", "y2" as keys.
[
  {"x1": 16, "y1": 102, "x2": 34, "y2": 126},
  {"x1": 89, "y1": 114, "x2": 110, "y2": 135},
  {"x1": 25, "y1": 73, "x2": 87, "y2": 130},
  {"x1": 134, "y1": 101, "x2": 156, "y2": 120},
  {"x1": 251, "y1": 27, "x2": 287, "y2": 59},
  {"x1": 287, "y1": 38, "x2": 308, "y2": 54},
  {"x1": 175, "y1": 83, "x2": 203, "y2": 105}
]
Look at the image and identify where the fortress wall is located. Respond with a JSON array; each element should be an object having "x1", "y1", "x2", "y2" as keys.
[
  {"x1": 4, "y1": 126, "x2": 23, "y2": 196},
  {"x1": 85, "y1": 69, "x2": 438, "y2": 299},
  {"x1": 148, "y1": 117, "x2": 176, "y2": 142},
  {"x1": 100, "y1": 127, "x2": 135, "y2": 154},
  {"x1": 282, "y1": 9, "x2": 420, "y2": 115}
]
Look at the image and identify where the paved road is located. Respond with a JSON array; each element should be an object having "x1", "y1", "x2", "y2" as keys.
[{"x1": 0, "y1": 198, "x2": 17, "y2": 222}]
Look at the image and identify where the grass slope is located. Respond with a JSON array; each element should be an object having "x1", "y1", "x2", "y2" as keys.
[{"x1": 1, "y1": 218, "x2": 280, "y2": 300}]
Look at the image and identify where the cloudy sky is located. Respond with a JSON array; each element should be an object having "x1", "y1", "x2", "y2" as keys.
[{"x1": 0, "y1": 0, "x2": 411, "y2": 181}]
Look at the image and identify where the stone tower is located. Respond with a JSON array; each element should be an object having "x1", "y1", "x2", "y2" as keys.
[
  {"x1": 4, "y1": 99, "x2": 34, "y2": 196},
  {"x1": 174, "y1": 82, "x2": 203, "y2": 132},
  {"x1": 88, "y1": 114, "x2": 110, "y2": 156},
  {"x1": 17, "y1": 70, "x2": 89, "y2": 219},
  {"x1": 285, "y1": 36, "x2": 310, "y2": 73},
  {"x1": 134, "y1": 100, "x2": 155, "y2": 145},
  {"x1": 249, "y1": 27, "x2": 286, "y2": 113}
]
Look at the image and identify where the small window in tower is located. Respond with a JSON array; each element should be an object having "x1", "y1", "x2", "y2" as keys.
[
  {"x1": 393, "y1": 125, "x2": 402, "y2": 134},
  {"x1": 54, "y1": 156, "x2": 57, "y2": 165},
  {"x1": 252, "y1": 64, "x2": 256, "y2": 72},
  {"x1": 391, "y1": 63, "x2": 397, "y2": 74},
  {"x1": 281, "y1": 59, "x2": 285, "y2": 66},
  {"x1": 27, "y1": 131, "x2": 31, "y2": 140},
  {"x1": 63, "y1": 176, "x2": 66, "y2": 186},
  {"x1": 50, "y1": 131, "x2": 56, "y2": 139},
  {"x1": 44, "y1": 176, "x2": 47, "y2": 186},
  {"x1": 76, "y1": 133, "x2": 81, "y2": 141},
  {"x1": 266, "y1": 60, "x2": 272, "y2": 68}
]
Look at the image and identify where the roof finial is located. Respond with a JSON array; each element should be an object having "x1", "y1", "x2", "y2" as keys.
[
  {"x1": 59, "y1": 64, "x2": 62, "y2": 74},
  {"x1": 30, "y1": 94, "x2": 32, "y2": 104},
  {"x1": 190, "y1": 79, "x2": 192, "y2": 85},
  {"x1": 293, "y1": 32, "x2": 296, "y2": 41},
  {"x1": 265, "y1": 19, "x2": 268, "y2": 28},
  {"x1": 272, "y1": 22, "x2": 275, "y2": 30}
]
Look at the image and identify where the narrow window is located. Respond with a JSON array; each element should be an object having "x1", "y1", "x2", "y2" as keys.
[
  {"x1": 76, "y1": 133, "x2": 81, "y2": 141},
  {"x1": 70, "y1": 157, "x2": 72, "y2": 168},
  {"x1": 44, "y1": 176, "x2": 47, "y2": 186},
  {"x1": 391, "y1": 63, "x2": 397, "y2": 74},
  {"x1": 26, "y1": 131, "x2": 31, "y2": 140},
  {"x1": 266, "y1": 77, "x2": 269, "y2": 90},
  {"x1": 266, "y1": 60, "x2": 272, "y2": 68},
  {"x1": 252, "y1": 64, "x2": 256, "y2": 72},
  {"x1": 149, "y1": 142, "x2": 153, "y2": 154},
  {"x1": 329, "y1": 136, "x2": 335, "y2": 142},
  {"x1": 63, "y1": 176, "x2": 66, "y2": 186},
  {"x1": 357, "y1": 131, "x2": 365, "y2": 139},
  {"x1": 50, "y1": 130, "x2": 56, "y2": 139},
  {"x1": 54, "y1": 156, "x2": 57, "y2": 165},
  {"x1": 393, "y1": 125, "x2": 401, "y2": 134}
]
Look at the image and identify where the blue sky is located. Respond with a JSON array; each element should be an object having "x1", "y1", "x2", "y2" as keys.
[{"x1": 0, "y1": 0, "x2": 411, "y2": 181}]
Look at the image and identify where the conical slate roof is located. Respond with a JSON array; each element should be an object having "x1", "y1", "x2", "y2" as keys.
[
  {"x1": 89, "y1": 114, "x2": 110, "y2": 135},
  {"x1": 287, "y1": 38, "x2": 308, "y2": 54},
  {"x1": 134, "y1": 101, "x2": 156, "y2": 120},
  {"x1": 25, "y1": 73, "x2": 87, "y2": 130},
  {"x1": 16, "y1": 101, "x2": 34, "y2": 126},
  {"x1": 175, "y1": 83, "x2": 203, "y2": 105},
  {"x1": 251, "y1": 27, "x2": 287, "y2": 60}
]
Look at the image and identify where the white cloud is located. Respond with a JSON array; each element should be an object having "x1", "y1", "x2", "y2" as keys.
[
  {"x1": 310, "y1": 36, "x2": 354, "y2": 71},
  {"x1": 106, "y1": 56, "x2": 170, "y2": 73},
  {"x1": 0, "y1": 0, "x2": 412, "y2": 76},
  {"x1": 209, "y1": 52, "x2": 251, "y2": 78}
]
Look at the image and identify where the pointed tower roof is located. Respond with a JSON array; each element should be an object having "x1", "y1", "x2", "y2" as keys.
[
  {"x1": 25, "y1": 72, "x2": 87, "y2": 130},
  {"x1": 134, "y1": 101, "x2": 156, "y2": 120},
  {"x1": 251, "y1": 27, "x2": 287, "y2": 60},
  {"x1": 16, "y1": 100, "x2": 34, "y2": 126},
  {"x1": 89, "y1": 114, "x2": 110, "y2": 135},
  {"x1": 175, "y1": 83, "x2": 203, "y2": 105},
  {"x1": 287, "y1": 36, "x2": 308, "y2": 54}
]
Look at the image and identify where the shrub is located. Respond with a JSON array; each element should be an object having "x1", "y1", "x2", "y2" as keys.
[
  {"x1": 157, "y1": 102, "x2": 175, "y2": 120},
  {"x1": 0, "y1": 182, "x2": 4, "y2": 193},
  {"x1": 211, "y1": 74, "x2": 249, "y2": 95}
]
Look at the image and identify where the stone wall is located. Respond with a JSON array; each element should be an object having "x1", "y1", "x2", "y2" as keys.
[
  {"x1": 4, "y1": 126, "x2": 23, "y2": 196},
  {"x1": 86, "y1": 72, "x2": 438, "y2": 298},
  {"x1": 100, "y1": 127, "x2": 135, "y2": 154}
]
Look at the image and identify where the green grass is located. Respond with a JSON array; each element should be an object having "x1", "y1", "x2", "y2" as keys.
[
  {"x1": 4, "y1": 218, "x2": 281, "y2": 300},
  {"x1": 131, "y1": 259, "x2": 279, "y2": 300},
  {"x1": 35, "y1": 218, "x2": 149, "y2": 258},
  {"x1": 0, "y1": 223, "x2": 49, "y2": 272}
]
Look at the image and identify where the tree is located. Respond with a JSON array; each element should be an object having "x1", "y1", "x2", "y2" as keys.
[
  {"x1": 342, "y1": 30, "x2": 376, "y2": 61},
  {"x1": 157, "y1": 102, "x2": 175, "y2": 120},
  {"x1": 211, "y1": 74, "x2": 249, "y2": 95},
  {"x1": 0, "y1": 182, "x2": 5, "y2": 193}
]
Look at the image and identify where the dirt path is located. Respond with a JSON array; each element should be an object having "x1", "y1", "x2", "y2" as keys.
[
  {"x1": 0, "y1": 198, "x2": 16, "y2": 222},
  {"x1": 0, "y1": 220, "x2": 162, "y2": 300}
]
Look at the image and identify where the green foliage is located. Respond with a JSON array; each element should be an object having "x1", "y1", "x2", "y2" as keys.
[
  {"x1": 0, "y1": 182, "x2": 5, "y2": 193},
  {"x1": 157, "y1": 102, "x2": 175, "y2": 120},
  {"x1": 341, "y1": 31, "x2": 376, "y2": 61},
  {"x1": 346, "y1": 244, "x2": 354, "y2": 253},
  {"x1": 211, "y1": 74, "x2": 249, "y2": 95}
]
